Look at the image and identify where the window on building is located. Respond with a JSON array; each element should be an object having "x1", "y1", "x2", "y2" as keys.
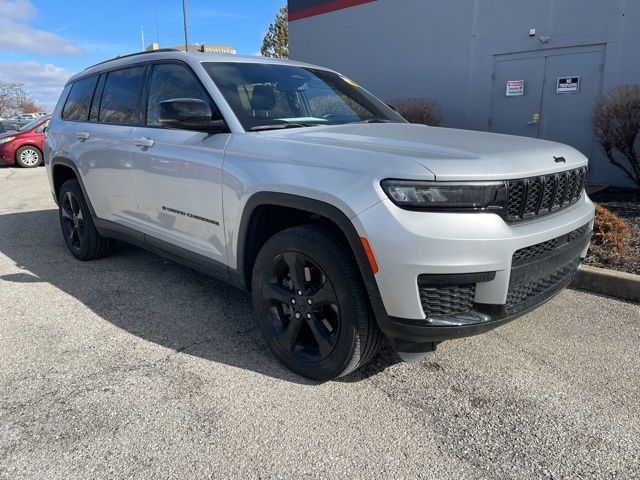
[{"x1": 99, "y1": 67, "x2": 145, "y2": 125}]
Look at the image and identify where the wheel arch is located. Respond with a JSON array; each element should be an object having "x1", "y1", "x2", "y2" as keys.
[
  {"x1": 236, "y1": 192, "x2": 384, "y2": 309},
  {"x1": 50, "y1": 157, "x2": 96, "y2": 216}
]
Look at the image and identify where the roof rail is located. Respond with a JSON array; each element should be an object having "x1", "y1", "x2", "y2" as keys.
[{"x1": 83, "y1": 48, "x2": 181, "y2": 71}]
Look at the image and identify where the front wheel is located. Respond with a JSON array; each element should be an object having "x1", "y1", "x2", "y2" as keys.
[
  {"x1": 251, "y1": 225, "x2": 382, "y2": 381},
  {"x1": 15, "y1": 146, "x2": 42, "y2": 168}
]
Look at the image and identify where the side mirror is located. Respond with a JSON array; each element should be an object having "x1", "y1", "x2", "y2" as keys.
[{"x1": 159, "y1": 98, "x2": 227, "y2": 133}]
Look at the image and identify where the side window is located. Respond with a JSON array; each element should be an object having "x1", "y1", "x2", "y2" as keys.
[
  {"x1": 99, "y1": 66, "x2": 145, "y2": 125},
  {"x1": 53, "y1": 84, "x2": 72, "y2": 118},
  {"x1": 62, "y1": 76, "x2": 98, "y2": 121},
  {"x1": 146, "y1": 63, "x2": 212, "y2": 126}
]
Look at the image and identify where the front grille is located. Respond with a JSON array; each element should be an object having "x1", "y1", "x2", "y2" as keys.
[
  {"x1": 568, "y1": 224, "x2": 589, "y2": 241},
  {"x1": 505, "y1": 259, "x2": 580, "y2": 312},
  {"x1": 512, "y1": 238, "x2": 558, "y2": 263},
  {"x1": 419, "y1": 285, "x2": 475, "y2": 317},
  {"x1": 512, "y1": 223, "x2": 591, "y2": 265},
  {"x1": 506, "y1": 167, "x2": 587, "y2": 223}
]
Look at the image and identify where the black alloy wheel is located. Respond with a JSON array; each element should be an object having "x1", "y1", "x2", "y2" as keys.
[
  {"x1": 58, "y1": 179, "x2": 115, "y2": 260},
  {"x1": 60, "y1": 189, "x2": 85, "y2": 255},
  {"x1": 252, "y1": 225, "x2": 383, "y2": 381},
  {"x1": 261, "y1": 251, "x2": 341, "y2": 363}
]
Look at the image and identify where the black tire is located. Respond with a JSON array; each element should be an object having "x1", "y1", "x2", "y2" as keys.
[
  {"x1": 15, "y1": 146, "x2": 42, "y2": 168},
  {"x1": 58, "y1": 179, "x2": 115, "y2": 261},
  {"x1": 252, "y1": 225, "x2": 383, "y2": 381}
]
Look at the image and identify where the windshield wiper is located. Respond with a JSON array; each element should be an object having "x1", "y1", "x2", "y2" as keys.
[
  {"x1": 250, "y1": 123, "x2": 322, "y2": 131},
  {"x1": 352, "y1": 119, "x2": 394, "y2": 124}
]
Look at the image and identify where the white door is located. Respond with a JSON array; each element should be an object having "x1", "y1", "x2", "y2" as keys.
[{"x1": 130, "y1": 62, "x2": 229, "y2": 266}]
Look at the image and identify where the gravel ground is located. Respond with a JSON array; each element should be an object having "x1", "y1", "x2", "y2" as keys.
[
  {"x1": 1, "y1": 167, "x2": 639, "y2": 479},
  {"x1": 587, "y1": 187, "x2": 640, "y2": 275}
]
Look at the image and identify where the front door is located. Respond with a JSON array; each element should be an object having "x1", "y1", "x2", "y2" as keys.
[
  {"x1": 491, "y1": 46, "x2": 605, "y2": 161},
  {"x1": 130, "y1": 62, "x2": 228, "y2": 267}
]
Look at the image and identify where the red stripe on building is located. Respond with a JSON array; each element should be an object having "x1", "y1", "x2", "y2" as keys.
[{"x1": 289, "y1": 0, "x2": 376, "y2": 21}]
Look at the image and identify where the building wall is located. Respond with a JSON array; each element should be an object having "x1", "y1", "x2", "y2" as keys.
[{"x1": 289, "y1": 0, "x2": 640, "y2": 187}]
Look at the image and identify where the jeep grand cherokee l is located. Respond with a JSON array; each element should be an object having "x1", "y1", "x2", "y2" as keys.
[{"x1": 45, "y1": 51, "x2": 595, "y2": 380}]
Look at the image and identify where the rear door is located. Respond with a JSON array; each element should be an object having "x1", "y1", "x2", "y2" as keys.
[
  {"x1": 74, "y1": 66, "x2": 146, "y2": 225},
  {"x1": 130, "y1": 61, "x2": 228, "y2": 266}
]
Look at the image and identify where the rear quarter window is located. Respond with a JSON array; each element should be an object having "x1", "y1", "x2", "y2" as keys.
[{"x1": 62, "y1": 76, "x2": 98, "y2": 121}]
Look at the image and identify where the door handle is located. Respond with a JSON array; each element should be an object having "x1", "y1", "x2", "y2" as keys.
[
  {"x1": 75, "y1": 131, "x2": 90, "y2": 140},
  {"x1": 134, "y1": 137, "x2": 155, "y2": 148},
  {"x1": 528, "y1": 113, "x2": 541, "y2": 126}
]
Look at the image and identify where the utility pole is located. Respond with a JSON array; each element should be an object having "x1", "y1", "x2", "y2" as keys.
[
  {"x1": 140, "y1": 25, "x2": 145, "y2": 51},
  {"x1": 182, "y1": 0, "x2": 189, "y2": 52}
]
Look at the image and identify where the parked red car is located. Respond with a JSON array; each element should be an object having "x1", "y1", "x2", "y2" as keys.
[{"x1": 0, "y1": 115, "x2": 50, "y2": 168}]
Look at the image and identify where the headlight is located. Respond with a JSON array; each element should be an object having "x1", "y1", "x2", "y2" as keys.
[
  {"x1": 0, "y1": 136, "x2": 15, "y2": 144},
  {"x1": 380, "y1": 179, "x2": 507, "y2": 212}
]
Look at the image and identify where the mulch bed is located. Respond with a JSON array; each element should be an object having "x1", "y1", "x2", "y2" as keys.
[{"x1": 586, "y1": 187, "x2": 640, "y2": 275}]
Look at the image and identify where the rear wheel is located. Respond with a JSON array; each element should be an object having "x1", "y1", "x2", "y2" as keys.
[
  {"x1": 58, "y1": 179, "x2": 115, "y2": 260},
  {"x1": 15, "y1": 146, "x2": 42, "y2": 168},
  {"x1": 252, "y1": 225, "x2": 382, "y2": 381}
]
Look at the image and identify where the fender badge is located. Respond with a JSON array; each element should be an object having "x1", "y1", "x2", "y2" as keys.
[{"x1": 554, "y1": 156, "x2": 566, "y2": 163}]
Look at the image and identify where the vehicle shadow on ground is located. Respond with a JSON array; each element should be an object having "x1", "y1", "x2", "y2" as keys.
[{"x1": 0, "y1": 209, "x2": 399, "y2": 384}]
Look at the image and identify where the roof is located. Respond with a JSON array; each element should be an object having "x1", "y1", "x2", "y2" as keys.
[{"x1": 69, "y1": 51, "x2": 327, "y2": 84}]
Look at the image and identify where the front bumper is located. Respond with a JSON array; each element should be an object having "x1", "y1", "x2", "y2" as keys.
[
  {"x1": 354, "y1": 194, "x2": 595, "y2": 344},
  {"x1": 0, "y1": 143, "x2": 15, "y2": 164}
]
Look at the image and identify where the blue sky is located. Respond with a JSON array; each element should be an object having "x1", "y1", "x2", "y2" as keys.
[{"x1": 0, "y1": 0, "x2": 285, "y2": 108}]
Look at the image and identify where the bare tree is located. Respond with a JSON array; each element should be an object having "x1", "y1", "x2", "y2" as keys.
[
  {"x1": 0, "y1": 81, "x2": 38, "y2": 117},
  {"x1": 593, "y1": 85, "x2": 640, "y2": 188}
]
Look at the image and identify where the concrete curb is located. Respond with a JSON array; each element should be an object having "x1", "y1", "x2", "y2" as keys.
[{"x1": 571, "y1": 265, "x2": 640, "y2": 302}]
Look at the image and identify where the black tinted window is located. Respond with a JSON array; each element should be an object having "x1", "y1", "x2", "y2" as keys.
[
  {"x1": 89, "y1": 74, "x2": 106, "y2": 122},
  {"x1": 146, "y1": 63, "x2": 212, "y2": 126},
  {"x1": 62, "y1": 76, "x2": 98, "y2": 121},
  {"x1": 99, "y1": 67, "x2": 145, "y2": 125}
]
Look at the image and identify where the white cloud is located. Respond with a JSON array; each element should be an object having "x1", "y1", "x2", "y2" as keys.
[
  {"x1": 0, "y1": 0, "x2": 35, "y2": 20},
  {"x1": 0, "y1": 61, "x2": 74, "y2": 108},
  {"x1": 0, "y1": 0, "x2": 81, "y2": 55}
]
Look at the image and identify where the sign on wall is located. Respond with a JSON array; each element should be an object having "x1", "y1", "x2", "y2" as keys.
[
  {"x1": 557, "y1": 76, "x2": 580, "y2": 94},
  {"x1": 506, "y1": 80, "x2": 525, "y2": 96}
]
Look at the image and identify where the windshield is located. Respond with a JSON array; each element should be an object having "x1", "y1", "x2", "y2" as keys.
[
  {"x1": 18, "y1": 117, "x2": 45, "y2": 132},
  {"x1": 203, "y1": 62, "x2": 406, "y2": 131}
]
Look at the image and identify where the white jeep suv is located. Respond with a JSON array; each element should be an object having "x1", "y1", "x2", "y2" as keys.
[{"x1": 45, "y1": 50, "x2": 595, "y2": 380}]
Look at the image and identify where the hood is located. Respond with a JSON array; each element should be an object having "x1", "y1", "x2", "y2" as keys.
[
  {"x1": 0, "y1": 130, "x2": 18, "y2": 139},
  {"x1": 258, "y1": 123, "x2": 588, "y2": 181}
]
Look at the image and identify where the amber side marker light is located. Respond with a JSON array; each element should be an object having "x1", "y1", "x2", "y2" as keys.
[{"x1": 360, "y1": 237, "x2": 379, "y2": 274}]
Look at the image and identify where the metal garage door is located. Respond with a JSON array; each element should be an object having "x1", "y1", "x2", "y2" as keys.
[{"x1": 491, "y1": 46, "x2": 605, "y2": 160}]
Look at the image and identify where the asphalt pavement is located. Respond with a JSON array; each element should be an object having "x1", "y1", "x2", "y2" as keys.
[{"x1": 1, "y1": 166, "x2": 639, "y2": 479}]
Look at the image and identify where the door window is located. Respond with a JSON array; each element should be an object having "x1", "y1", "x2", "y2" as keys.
[
  {"x1": 146, "y1": 63, "x2": 212, "y2": 127},
  {"x1": 62, "y1": 76, "x2": 98, "y2": 121},
  {"x1": 99, "y1": 66, "x2": 145, "y2": 125}
]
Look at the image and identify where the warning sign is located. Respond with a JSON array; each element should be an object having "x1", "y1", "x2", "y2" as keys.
[
  {"x1": 557, "y1": 76, "x2": 580, "y2": 94},
  {"x1": 506, "y1": 80, "x2": 525, "y2": 97}
]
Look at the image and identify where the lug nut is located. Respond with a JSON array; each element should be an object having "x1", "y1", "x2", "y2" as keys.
[
  {"x1": 291, "y1": 298, "x2": 296, "y2": 304},
  {"x1": 306, "y1": 313, "x2": 312, "y2": 319},
  {"x1": 307, "y1": 299, "x2": 312, "y2": 305},
  {"x1": 297, "y1": 290, "x2": 303, "y2": 296},
  {"x1": 295, "y1": 313, "x2": 301, "y2": 319}
]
